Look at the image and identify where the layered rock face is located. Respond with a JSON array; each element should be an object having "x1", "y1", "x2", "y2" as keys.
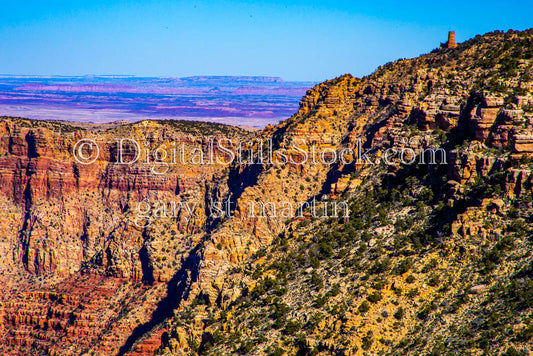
[
  {"x1": 2, "y1": 29, "x2": 533, "y2": 356},
  {"x1": 0, "y1": 118, "x2": 251, "y2": 354}
]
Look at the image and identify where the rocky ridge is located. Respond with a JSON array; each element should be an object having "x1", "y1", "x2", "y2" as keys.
[
  {"x1": 157, "y1": 29, "x2": 533, "y2": 355},
  {"x1": 1, "y1": 29, "x2": 533, "y2": 355}
]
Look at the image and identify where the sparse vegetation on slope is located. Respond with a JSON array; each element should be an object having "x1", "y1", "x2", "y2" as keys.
[{"x1": 158, "y1": 28, "x2": 533, "y2": 356}]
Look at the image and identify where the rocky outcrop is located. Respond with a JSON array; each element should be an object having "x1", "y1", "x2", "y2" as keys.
[
  {"x1": 0, "y1": 118, "x2": 251, "y2": 355},
  {"x1": 0, "y1": 274, "x2": 171, "y2": 355}
]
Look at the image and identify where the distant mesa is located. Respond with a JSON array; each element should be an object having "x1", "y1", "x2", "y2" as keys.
[
  {"x1": 180, "y1": 76, "x2": 285, "y2": 83},
  {"x1": 440, "y1": 31, "x2": 458, "y2": 49}
]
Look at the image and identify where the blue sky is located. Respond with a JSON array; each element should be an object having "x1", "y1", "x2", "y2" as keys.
[{"x1": 0, "y1": 0, "x2": 532, "y2": 81}]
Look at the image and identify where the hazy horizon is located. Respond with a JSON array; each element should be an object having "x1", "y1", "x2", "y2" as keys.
[{"x1": 0, "y1": 74, "x2": 314, "y2": 127}]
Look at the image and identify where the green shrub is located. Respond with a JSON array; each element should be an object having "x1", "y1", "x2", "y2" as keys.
[
  {"x1": 358, "y1": 300, "x2": 370, "y2": 313},
  {"x1": 367, "y1": 291, "x2": 383, "y2": 303},
  {"x1": 394, "y1": 307, "x2": 405, "y2": 320},
  {"x1": 282, "y1": 320, "x2": 301, "y2": 335},
  {"x1": 310, "y1": 272, "x2": 323, "y2": 289},
  {"x1": 361, "y1": 331, "x2": 373, "y2": 350}
]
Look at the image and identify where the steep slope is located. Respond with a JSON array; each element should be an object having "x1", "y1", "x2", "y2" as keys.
[{"x1": 157, "y1": 29, "x2": 533, "y2": 355}]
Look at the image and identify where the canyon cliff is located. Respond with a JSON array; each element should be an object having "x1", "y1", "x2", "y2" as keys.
[{"x1": 1, "y1": 29, "x2": 533, "y2": 355}]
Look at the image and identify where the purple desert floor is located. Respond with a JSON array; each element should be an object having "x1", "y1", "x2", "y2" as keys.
[{"x1": 0, "y1": 75, "x2": 315, "y2": 128}]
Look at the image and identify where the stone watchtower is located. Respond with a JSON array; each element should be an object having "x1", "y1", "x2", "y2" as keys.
[{"x1": 441, "y1": 31, "x2": 458, "y2": 49}]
